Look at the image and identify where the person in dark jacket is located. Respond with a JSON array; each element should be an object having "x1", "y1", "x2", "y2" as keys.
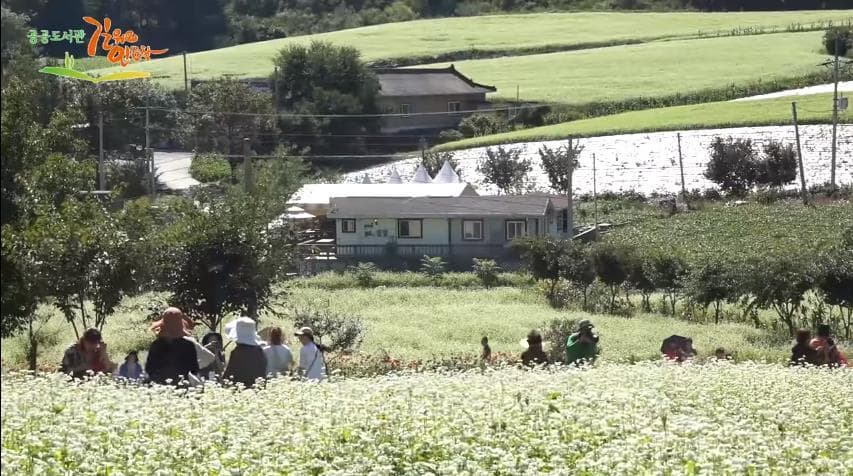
[
  {"x1": 521, "y1": 330, "x2": 549, "y2": 367},
  {"x1": 223, "y1": 317, "x2": 267, "y2": 388},
  {"x1": 145, "y1": 307, "x2": 199, "y2": 385},
  {"x1": 790, "y1": 329, "x2": 817, "y2": 366}
]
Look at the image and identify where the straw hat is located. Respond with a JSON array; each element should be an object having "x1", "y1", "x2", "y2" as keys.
[{"x1": 225, "y1": 316, "x2": 262, "y2": 346}]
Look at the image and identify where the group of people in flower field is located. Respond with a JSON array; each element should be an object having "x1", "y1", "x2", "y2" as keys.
[
  {"x1": 59, "y1": 313, "x2": 849, "y2": 385},
  {"x1": 59, "y1": 307, "x2": 328, "y2": 386},
  {"x1": 496, "y1": 320, "x2": 848, "y2": 368}
]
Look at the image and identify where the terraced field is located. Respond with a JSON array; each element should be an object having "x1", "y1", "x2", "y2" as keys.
[{"x1": 91, "y1": 11, "x2": 852, "y2": 90}]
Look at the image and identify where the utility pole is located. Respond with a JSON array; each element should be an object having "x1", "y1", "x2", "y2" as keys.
[
  {"x1": 243, "y1": 138, "x2": 254, "y2": 194},
  {"x1": 147, "y1": 148, "x2": 156, "y2": 198},
  {"x1": 592, "y1": 152, "x2": 598, "y2": 234},
  {"x1": 183, "y1": 52, "x2": 189, "y2": 95},
  {"x1": 566, "y1": 137, "x2": 574, "y2": 238},
  {"x1": 419, "y1": 136, "x2": 427, "y2": 163},
  {"x1": 791, "y1": 102, "x2": 808, "y2": 205},
  {"x1": 676, "y1": 132, "x2": 687, "y2": 207},
  {"x1": 98, "y1": 110, "x2": 105, "y2": 190},
  {"x1": 830, "y1": 36, "x2": 840, "y2": 190}
]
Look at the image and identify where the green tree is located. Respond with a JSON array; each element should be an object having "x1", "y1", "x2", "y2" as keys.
[
  {"x1": 1, "y1": 7, "x2": 35, "y2": 83},
  {"x1": 271, "y1": 41, "x2": 380, "y2": 155},
  {"x1": 647, "y1": 253, "x2": 688, "y2": 316},
  {"x1": 747, "y1": 255, "x2": 814, "y2": 337},
  {"x1": 478, "y1": 146, "x2": 531, "y2": 195},
  {"x1": 538, "y1": 140, "x2": 582, "y2": 196},
  {"x1": 704, "y1": 137, "x2": 759, "y2": 196},
  {"x1": 626, "y1": 253, "x2": 655, "y2": 312},
  {"x1": 684, "y1": 258, "x2": 738, "y2": 324},
  {"x1": 757, "y1": 141, "x2": 797, "y2": 189},
  {"x1": 816, "y1": 250, "x2": 853, "y2": 338},
  {"x1": 559, "y1": 244, "x2": 596, "y2": 310},
  {"x1": 590, "y1": 243, "x2": 630, "y2": 313},
  {"x1": 185, "y1": 78, "x2": 278, "y2": 181},
  {"x1": 515, "y1": 237, "x2": 571, "y2": 300}
]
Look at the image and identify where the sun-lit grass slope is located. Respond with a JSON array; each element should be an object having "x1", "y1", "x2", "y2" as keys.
[
  {"x1": 606, "y1": 201, "x2": 853, "y2": 264},
  {"x1": 284, "y1": 287, "x2": 791, "y2": 361},
  {"x1": 4, "y1": 365, "x2": 851, "y2": 474},
  {"x1": 1, "y1": 286, "x2": 790, "y2": 370},
  {"x1": 90, "y1": 11, "x2": 852, "y2": 88},
  {"x1": 437, "y1": 93, "x2": 845, "y2": 150},
  {"x1": 423, "y1": 31, "x2": 835, "y2": 104}
]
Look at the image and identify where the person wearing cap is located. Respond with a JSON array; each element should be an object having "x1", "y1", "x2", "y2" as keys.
[
  {"x1": 145, "y1": 307, "x2": 200, "y2": 385},
  {"x1": 520, "y1": 330, "x2": 549, "y2": 367},
  {"x1": 223, "y1": 317, "x2": 268, "y2": 388},
  {"x1": 295, "y1": 327, "x2": 328, "y2": 380},
  {"x1": 565, "y1": 320, "x2": 599, "y2": 366},
  {"x1": 60, "y1": 328, "x2": 115, "y2": 379},
  {"x1": 809, "y1": 324, "x2": 849, "y2": 367}
]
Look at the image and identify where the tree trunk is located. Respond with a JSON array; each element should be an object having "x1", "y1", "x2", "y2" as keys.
[{"x1": 27, "y1": 317, "x2": 37, "y2": 373}]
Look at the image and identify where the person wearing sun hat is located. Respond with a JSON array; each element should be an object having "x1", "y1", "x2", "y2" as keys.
[
  {"x1": 223, "y1": 316, "x2": 268, "y2": 388},
  {"x1": 565, "y1": 319, "x2": 599, "y2": 366},
  {"x1": 295, "y1": 327, "x2": 328, "y2": 381},
  {"x1": 145, "y1": 307, "x2": 201, "y2": 385}
]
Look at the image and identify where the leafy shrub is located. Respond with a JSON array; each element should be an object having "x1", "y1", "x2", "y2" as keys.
[
  {"x1": 291, "y1": 302, "x2": 365, "y2": 353},
  {"x1": 350, "y1": 262, "x2": 378, "y2": 288},
  {"x1": 757, "y1": 141, "x2": 797, "y2": 188},
  {"x1": 646, "y1": 253, "x2": 688, "y2": 316},
  {"x1": 684, "y1": 258, "x2": 739, "y2": 324},
  {"x1": 823, "y1": 26, "x2": 851, "y2": 56},
  {"x1": 459, "y1": 114, "x2": 508, "y2": 138},
  {"x1": 420, "y1": 255, "x2": 447, "y2": 282},
  {"x1": 745, "y1": 256, "x2": 815, "y2": 337},
  {"x1": 106, "y1": 159, "x2": 151, "y2": 199},
  {"x1": 472, "y1": 258, "x2": 501, "y2": 288},
  {"x1": 542, "y1": 317, "x2": 581, "y2": 364},
  {"x1": 815, "y1": 250, "x2": 853, "y2": 338},
  {"x1": 190, "y1": 153, "x2": 232, "y2": 183},
  {"x1": 438, "y1": 129, "x2": 464, "y2": 143},
  {"x1": 704, "y1": 137, "x2": 759, "y2": 196}
]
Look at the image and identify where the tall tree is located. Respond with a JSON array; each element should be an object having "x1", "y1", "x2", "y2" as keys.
[
  {"x1": 478, "y1": 146, "x2": 531, "y2": 195},
  {"x1": 271, "y1": 41, "x2": 380, "y2": 155}
]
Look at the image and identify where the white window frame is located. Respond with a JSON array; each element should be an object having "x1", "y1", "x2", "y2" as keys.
[
  {"x1": 447, "y1": 101, "x2": 461, "y2": 114},
  {"x1": 341, "y1": 219, "x2": 356, "y2": 233},
  {"x1": 505, "y1": 220, "x2": 526, "y2": 241},
  {"x1": 400, "y1": 103, "x2": 411, "y2": 117},
  {"x1": 462, "y1": 220, "x2": 483, "y2": 241},
  {"x1": 397, "y1": 219, "x2": 422, "y2": 239}
]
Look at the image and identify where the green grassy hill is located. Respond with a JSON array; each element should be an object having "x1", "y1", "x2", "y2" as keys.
[
  {"x1": 422, "y1": 31, "x2": 834, "y2": 104},
  {"x1": 437, "y1": 93, "x2": 846, "y2": 149},
  {"x1": 91, "y1": 11, "x2": 851, "y2": 89}
]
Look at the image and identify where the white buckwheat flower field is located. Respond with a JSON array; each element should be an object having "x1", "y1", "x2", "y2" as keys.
[{"x1": 2, "y1": 363, "x2": 851, "y2": 475}]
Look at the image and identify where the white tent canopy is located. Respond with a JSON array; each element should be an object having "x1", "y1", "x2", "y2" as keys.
[
  {"x1": 410, "y1": 164, "x2": 432, "y2": 183},
  {"x1": 387, "y1": 168, "x2": 403, "y2": 184},
  {"x1": 433, "y1": 160, "x2": 461, "y2": 183},
  {"x1": 361, "y1": 174, "x2": 373, "y2": 184}
]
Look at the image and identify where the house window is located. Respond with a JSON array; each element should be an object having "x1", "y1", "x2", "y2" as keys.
[
  {"x1": 447, "y1": 101, "x2": 461, "y2": 114},
  {"x1": 462, "y1": 220, "x2": 483, "y2": 240},
  {"x1": 341, "y1": 219, "x2": 356, "y2": 233},
  {"x1": 400, "y1": 103, "x2": 411, "y2": 116},
  {"x1": 397, "y1": 219, "x2": 422, "y2": 238},
  {"x1": 505, "y1": 220, "x2": 526, "y2": 241},
  {"x1": 382, "y1": 104, "x2": 395, "y2": 114}
]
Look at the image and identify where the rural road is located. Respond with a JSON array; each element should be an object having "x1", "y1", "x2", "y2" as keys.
[
  {"x1": 733, "y1": 82, "x2": 853, "y2": 102},
  {"x1": 152, "y1": 151, "x2": 200, "y2": 191}
]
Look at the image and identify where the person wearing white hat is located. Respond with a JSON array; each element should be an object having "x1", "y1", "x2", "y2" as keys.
[
  {"x1": 223, "y1": 317, "x2": 267, "y2": 388},
  {"x1": 295, "y1": 327, "x2": 328, "y2": 381}
]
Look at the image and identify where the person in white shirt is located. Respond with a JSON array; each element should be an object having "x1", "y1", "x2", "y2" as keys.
[
  {"x1": 263, "y1": 327, "x2": 293, "y2": 377},
  {"x1": 295, "y1": 327, "x2": 327, "y2": 381}
]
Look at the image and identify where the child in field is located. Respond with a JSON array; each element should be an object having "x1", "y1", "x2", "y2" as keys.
[
  {"x1": 117, "y1": 351, "x2": 144, "y2": 380},
  {"x1": 481, "y1": 336, "x2": 492, "y2": 364}
]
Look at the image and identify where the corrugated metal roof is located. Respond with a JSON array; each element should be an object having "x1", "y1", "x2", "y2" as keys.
[
  {"x1": 290, "y1": 183, "x2": 478, "y2": 205},
  {"x1": 328, "y1": 195, "x2": 550, "y2": 218},
  {"x1": 377, "y1": 66, "x2": 496, "y2": 97}
]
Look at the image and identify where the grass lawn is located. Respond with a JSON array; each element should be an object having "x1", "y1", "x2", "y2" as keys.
[
  {"x1": 605, "y1": 200, "x2": 853, "y2": 264},
  {"x1": 90, "y1": 11, "x2": 851, "y2": 88},
  {"x1": 422, "y1": 31, "x2": 834, "y2": 104},
  {"x1": 1, "y1": 286, "x2": 792, "y2": 371},
  {"x1": 437, "y1": 92, "x2": 847, "y2": 150}
]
